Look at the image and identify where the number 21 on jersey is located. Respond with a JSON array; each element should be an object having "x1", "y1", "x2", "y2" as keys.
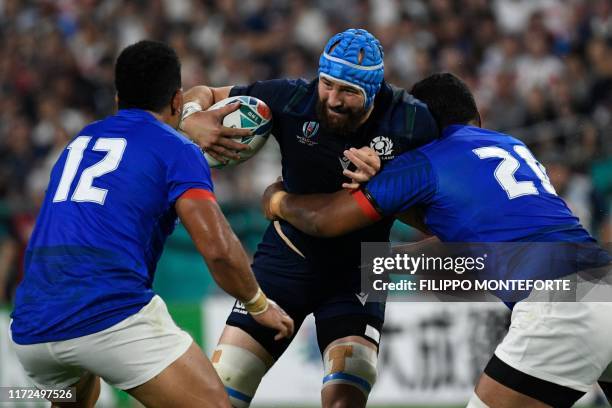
[
  {"x1": 473, "y1": 145, "x2": 557, "y2": 199},
  {"x1": 53, "y1": 136, "x2": 127, "y2": 205}
]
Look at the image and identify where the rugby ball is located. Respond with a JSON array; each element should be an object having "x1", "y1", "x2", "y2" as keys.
[{"x1": 205, "y1": 96, "x2": 272, "y2": 168}]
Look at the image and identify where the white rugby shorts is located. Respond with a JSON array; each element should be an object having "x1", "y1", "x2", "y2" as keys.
[
  {"x1": 494, "y1": 300, "x2": 612, "y2": 392},
  {"x1": 10, "y1": 295, "x2": 193, "y2": 390}
]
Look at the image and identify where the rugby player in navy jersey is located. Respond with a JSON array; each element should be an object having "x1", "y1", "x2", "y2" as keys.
[
  {"x1": 262, "y1": 73, "x2": 612, "y2": 408},
  {"x1": 9, "y1": 40, "x2": 293, "y2": 408},
  {"x1": 180, "y1": 29, "x2": 439, "y2": 407}
]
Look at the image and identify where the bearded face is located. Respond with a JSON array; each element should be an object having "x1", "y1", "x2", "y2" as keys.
[{"x1": 316, "y1": 76, "x2": 370, "y2": 136}]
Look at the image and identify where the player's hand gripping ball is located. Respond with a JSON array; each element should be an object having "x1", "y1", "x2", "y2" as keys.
[{"x1": 205, "y1": 96, "x2": 272, "y2": 168}]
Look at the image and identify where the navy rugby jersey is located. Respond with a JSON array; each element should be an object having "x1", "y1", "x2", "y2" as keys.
[
  {"x1": 230, "y1": 78, "x2": 438, "y2": 271},
  {"x1": 11, "y1": 109, "x2": 214, "y2": 344}
]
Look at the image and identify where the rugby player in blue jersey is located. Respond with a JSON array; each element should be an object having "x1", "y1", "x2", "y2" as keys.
[
  {"x1": 180, "y1": 29, "x2": 439, "y2": 407},
  {"x1": 262, "y1": 73, "x2": 612, "y2": 407},
  {"x1": 9, "y1": 40, "x2": 293, "y2": 408}
]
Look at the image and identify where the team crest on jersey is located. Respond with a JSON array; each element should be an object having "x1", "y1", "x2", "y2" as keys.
[
  {"x1": 297, "y1": 121, "x2": 319, "y2": 146},
  {"x1": 370, "y1": 136, "x2": 394, "y2": 158}
]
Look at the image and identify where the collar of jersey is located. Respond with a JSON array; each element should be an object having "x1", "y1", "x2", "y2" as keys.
[
  {"x1": 442, "y1": 124, "x2": 476, "y2": 138},
  {"x1": 116, "y1": 108, "x2": 157, "y2": 121}
]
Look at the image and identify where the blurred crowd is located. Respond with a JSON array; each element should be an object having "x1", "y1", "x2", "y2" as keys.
[{"x1": 0, "y1": 0, "x2": 611, "y2": 302}]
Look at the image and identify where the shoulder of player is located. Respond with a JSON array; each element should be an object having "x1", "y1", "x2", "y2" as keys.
[
  {"x1": 232, "y1": 78, "x2": 310, "y2": 101},
  {"x1": 502, "y1": 132, "x2": 528, "y2": 147},
  {"x1": 268, "y1": 77, "x2": 311, "y2": 92},
  {"x1": 77, "y1": 114, "x2": 199, "y2": 162},
  {"x1": 386, "y1": 82, "x2": 427, "y2": 108},
  {"x1": 377, "y1": 83, "x2": 435, "y2": 134},
  {"x1": 143, "y1": 119, "x2": 198, "y2": 149},
  {"x1": 230, "y1": 77, "x2": 314, "y2": 118},
  {"x1": 274, "y1": 77, "x2": 310, "y2": 90},
  {"x1": 382, "y1": 82, "x2": 429, "y2": 112},
  {"x1": 416, "y1": 125, "x2": 528, "y2": 164},
  {"x1": 77, "y1": 118, "x2": 105, "y2": 136},
  {"x1": 375, "y1": 148, "x2": 439, "y2": 197},
  {"x1": 272, "y1": 78, "x2": 315, "y2": 114},
  {"x1": 245, "y1": 77, "x2": 309, "y2": 89},
  {"x1": 387, "y1": 148, "x2": 433, "y2": 170},
  {"x1": 448, "y1": 125, "x2": 526, "y2": 147}
]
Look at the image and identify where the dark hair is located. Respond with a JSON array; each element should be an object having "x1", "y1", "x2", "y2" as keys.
[
  {"x1": 410, "y1": 73, "x2": 480, "y2": 130},
  {"x1": 115, "y1": 40, "x2": 181, "y2": 112}
]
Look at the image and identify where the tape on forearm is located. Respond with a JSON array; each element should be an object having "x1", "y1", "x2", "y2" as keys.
[
  {"x1": 178, "y1": 102, "x2": 203, "y2": 131},
  {"x1": 244, "y1": 288, "x2": 269, "y2": 315},
  {"x1": 270, "y1": 191, "x2": 288, "y2": 219},
  {"x1": 182, "y1": 101, "x2": 203, "y2": 119}
]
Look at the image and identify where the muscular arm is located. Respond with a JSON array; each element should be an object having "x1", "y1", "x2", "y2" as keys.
[
  {"x1": 276, "y1": 189, "x2": 377, "y2": 237},
  {"x1": 183, "y1": 86, "x2": 233, "y2": 109},
  {"x1": 176, "y1": 195, "x2": 258, "y2": 302},
  {"x1": 264, "y1": 148, "x2": 436, "y2": 237},
  {"x1": 273, "y1": 189, "x2": 430, "y2": 237}
]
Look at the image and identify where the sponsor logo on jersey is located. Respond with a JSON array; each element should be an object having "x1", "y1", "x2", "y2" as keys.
[
  {"x1": 370, "y1": 136, "x2": 394, "y2": 158},
  {"x1": 232, "y1": 301, "x2": 248, "y2": 315},
  {"x1": 297, "y1": 121, "x2": 319, "y2": 146},
  {"x1": 355, "y1": 292, "x2": 369, "y2": 306},
  {"x1": 339, "y1": 156, "x2": 351, "y2": 170}
]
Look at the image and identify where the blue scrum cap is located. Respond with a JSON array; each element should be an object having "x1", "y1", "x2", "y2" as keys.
[{"x1": 318, "y1": 28, "x2": 384, "y2": 109}]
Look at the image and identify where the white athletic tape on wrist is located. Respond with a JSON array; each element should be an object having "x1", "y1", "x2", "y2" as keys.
[
  {"x1": 322, "y1": 342, "x2": 378, "y2": 396},
  {"x1": 178, "y1": 101, "x2": 202, "y2": 132},
  {"x1": 245, "y1": 288, "x2": 263, "y2": 305},
  {"x1": 244, "y1": 288, "x2": 269, "y2": 316},
  {"x1": 181, "y1": 101, "x2": 202, "y2": 119},
  {"x1": 211, "y1": 344, "x2": 268, "y2": 408}
]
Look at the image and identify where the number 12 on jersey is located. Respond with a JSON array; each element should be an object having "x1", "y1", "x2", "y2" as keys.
[
  {"x1": 473, "y1": 145, "x2": 557, "y2": 199},
  {"x1": 53, "y1": 136, "x2": 127, "y2": 205}
]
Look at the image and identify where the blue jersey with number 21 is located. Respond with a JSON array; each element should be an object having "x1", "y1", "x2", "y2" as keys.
[
  {"x1": 362, "y1": 125, "x2": 609, "y2": 304},
  {"x1": 11, "y1": 109, "x2": 213, "y2": 345},
  {"x1": 365, "y1": 125, "x2": 593, "y2": 243}
]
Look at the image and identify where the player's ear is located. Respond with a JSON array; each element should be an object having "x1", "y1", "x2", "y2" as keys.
[{"x1": 171, "y1": 89, "x2": 184, "y2": 117}]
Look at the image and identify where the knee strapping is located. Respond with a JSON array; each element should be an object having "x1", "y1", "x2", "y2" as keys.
[
  {"x1": 322, "y1": 342, "x2": 378, "y2": 397},
  {"x1": 211, "y1": 344, "x2": 269, "y2": 408}
]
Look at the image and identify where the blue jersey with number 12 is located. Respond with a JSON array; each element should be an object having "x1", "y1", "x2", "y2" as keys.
[{"x1": 11, "y1": 109, "x2": 213, "y2": 345}]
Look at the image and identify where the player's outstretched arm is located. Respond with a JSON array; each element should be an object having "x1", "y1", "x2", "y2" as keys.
[
  {"x1": 177, "y1": 195, "x2": 294, "y2": 339},
  {"x1": 262, "y1": 181, "x2": 379, "y2": 237},
  {"x1": 183, "y1": 85, "x2": 233, "y2": 109},
  {"x1": 180, "y1": 85, "x2": 252, "y2": 164},
  {"x1": 262, "y1": 180, "x2": 431, "y2": 237}
]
